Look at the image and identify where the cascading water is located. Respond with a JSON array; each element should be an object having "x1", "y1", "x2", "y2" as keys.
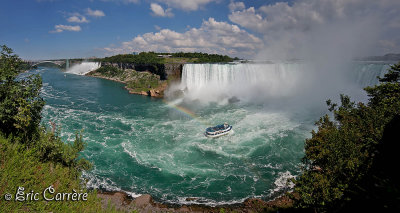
[
  {"x1": 350, "y1": 62, "x2": 391, "y2": 87},
  {"x1": 37, "y1": 61, "x2": 392, "y2": 206},
  {"x1": 179, "y1": 62, "x2": 390, "y2": 104},
  {"x1": 65, "y1": 62, "x2": 100, "y2": 75},
  {"x1": 180, "y1": 63, "x2": 307, "y2": 102},
  {"x1": 181, "y1": 63, "x2": 304, "y2": 92}
]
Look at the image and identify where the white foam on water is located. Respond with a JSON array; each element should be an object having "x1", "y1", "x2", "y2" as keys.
[
  {"x1": 270, "y1": 171, "x2": 296, "y2": 194},
  {"x1": 121, "y1": 142, "x2": 143, "y2": 165},
  {"x1": 174, "y1": 196, "x2": 249, "y2": 207},
  {"x1": 82, "y1": 171, "x2": 142, "y2": 198}
]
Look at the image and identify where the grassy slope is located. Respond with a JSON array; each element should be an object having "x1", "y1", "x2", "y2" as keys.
[
  {"x1": 0, "y1": 135, "x2": 123, "y2": 212},
  {"x1": 125, "y1": 71, "x2": 162, "y2": 93}
]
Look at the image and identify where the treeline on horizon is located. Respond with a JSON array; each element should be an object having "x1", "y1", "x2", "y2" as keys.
[{"x1": 97, "y1": 51, "x2": 238, "y2": 64}]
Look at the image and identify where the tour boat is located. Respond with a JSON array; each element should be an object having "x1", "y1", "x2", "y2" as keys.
[{"x1": 205, "y1": 123, "x2": 232, "y2": 138}]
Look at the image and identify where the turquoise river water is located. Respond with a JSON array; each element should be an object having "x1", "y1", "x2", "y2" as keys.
[{"x1": 36, "y1": 62, "x2": 389, "y2": 205}]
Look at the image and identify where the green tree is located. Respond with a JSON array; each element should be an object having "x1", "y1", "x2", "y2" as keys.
[
  {"x1": 0, "y1": 45, "x2": 45, "y2": 140},
  {"x1": 0, "y1": 45, "x2": 91, "y2": 169},
  {"x1": 378, "y1": 63, "x2": 400, "y2": 83},
  {"x1": 294, "y1": 62, "x2": 400, "y2": 211}
]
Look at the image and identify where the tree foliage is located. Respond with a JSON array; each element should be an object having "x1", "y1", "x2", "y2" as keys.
[
  {"x1": 97, "y1": 51, "x2": 235, "y2": 64},
  {"x1": 99, "y1": 52, "x2": 164, "y2": 64},
  {"x1": 170, "y1": 52, "x2": 234, "y2": 63},
  {"x1": 0, "y1": 44, "x2": 91, "y2": 171},
  {"x1": 33, "y1": 129, "x2": 92, "y2": 171},
  {"x1": 378, "y1": 63, "x2": 400, "y2": 83},
  {"x1": 294, "y1": 62, "x2": 400, "y2": 211},
  {"x1": 95, "y1": 65, "x2": 124, "y2": 77},
  {"x1": 0, "y1": 45, "x2": 45, "y2": 140}
]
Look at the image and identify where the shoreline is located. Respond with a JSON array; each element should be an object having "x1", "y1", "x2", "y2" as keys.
[{"x1": 97, "y1": 190, "x2": 294, "y2": 212}]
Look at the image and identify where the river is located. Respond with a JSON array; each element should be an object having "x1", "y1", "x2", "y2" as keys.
[{"x1": 36, "y1": 61, "x2": 390, "y2": 205}]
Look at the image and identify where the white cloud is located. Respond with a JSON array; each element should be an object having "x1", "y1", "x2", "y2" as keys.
[
  {"x1": 86, "y1": 8, "x2": 105, "y2": 17},
  {"x1": 228, "y1": 0, "x2": 400, "y2": 59},
  {"x1": 67, "y1": 14, "x2": 89, "y2": 23},
  {"x1": 50, "y1": 25, "x2": 81, "y2": 33},
  {"x1": 155, "y1": 0, "x2": 218, "y2": 11},
  {"x1": 104, "y1": 18, "x2": 263, "y2": 57},
  {"x1": 228, "y1": 1, "x2": 245, "y2": 12},
  {"x1": 150, "y1": 3, "x2": 174, "y2": 17},
  {"x1": 228, "y1": 7, "x2": 266, "y2": 33}
]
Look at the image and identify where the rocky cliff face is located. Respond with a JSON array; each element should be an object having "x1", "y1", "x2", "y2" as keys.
[
  {"x1": 164, "y1": 63, "x2": 183, "y2": 81},
  {"x1": 99, "y1": 62, "x2": 183, "y2": 81}
]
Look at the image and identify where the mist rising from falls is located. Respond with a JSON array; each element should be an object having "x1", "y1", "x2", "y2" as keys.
[
  {"x1": 178, "y1": 62, "x2": 390, "y2": 106},
  {"x1": 65, "y1": 62, "x2": 100, "y2": 75}
]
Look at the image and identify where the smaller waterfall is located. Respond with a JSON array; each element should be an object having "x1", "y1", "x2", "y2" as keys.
[
  {"x1": 66, "y1": 62, "x2": 100, "y2": 75},
  {"x1": 350, "y1": 63, "x2": 391, "y2": 87}
]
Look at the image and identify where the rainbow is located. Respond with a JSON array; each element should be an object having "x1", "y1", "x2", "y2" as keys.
[{"x1": 162, "y1": 99, "x2": 210, "y2": 126}]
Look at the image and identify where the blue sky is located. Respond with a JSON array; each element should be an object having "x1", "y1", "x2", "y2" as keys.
[{"x1": 0, "y1": 0, "x2": 399, "y2": 60}]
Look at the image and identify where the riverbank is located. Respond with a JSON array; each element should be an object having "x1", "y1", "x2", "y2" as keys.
[{"x1": 97, "y1": 191, "x2": 295, "y2": 212}]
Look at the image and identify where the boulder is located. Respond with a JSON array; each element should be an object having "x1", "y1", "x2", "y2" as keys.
[{"x1": 133, "y1": 194, "x2": 153, "y2": 208}]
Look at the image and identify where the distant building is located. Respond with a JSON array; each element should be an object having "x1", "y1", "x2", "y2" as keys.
[
  {"x1": 157, "y1": 54, "x2": 172, "y2": 58},
  {"x1": 132, "y1": 52, "x2": 139, "y2": 55}
]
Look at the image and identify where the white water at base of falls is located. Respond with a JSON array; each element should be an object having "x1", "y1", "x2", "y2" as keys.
[{"x1": 66, "y1": 62, "x2": 100, "y2": 75}]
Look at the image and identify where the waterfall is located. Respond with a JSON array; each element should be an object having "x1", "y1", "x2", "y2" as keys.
[
  {"x1": 350, "y1": 62, "x2": 391, "y2": 87},
  {"x1": 181, "y1": 63, "x2": 306, "y2": 92},
  {"x1": 179, "y1": 62, "x2": 391, "y2": 103},
  {"x1": 65, "y1": 62, "x2": 100, "y2": 75}
]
